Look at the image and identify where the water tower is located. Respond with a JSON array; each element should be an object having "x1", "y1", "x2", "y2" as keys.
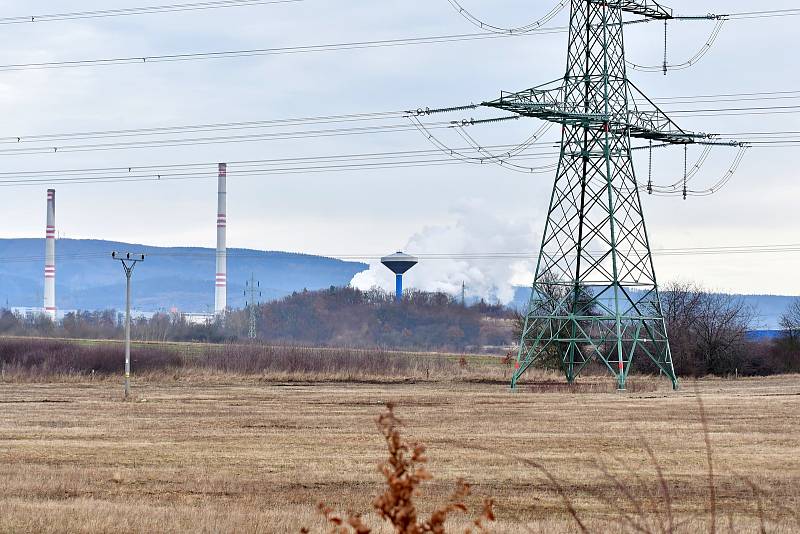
[{"x1": 381, "y1": 252, "x2": 417, "y2": 302}]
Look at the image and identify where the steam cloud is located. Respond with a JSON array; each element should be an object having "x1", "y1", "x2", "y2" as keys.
[{"x1": 350, "y1": 203, "x2": 539, "y2": 304}]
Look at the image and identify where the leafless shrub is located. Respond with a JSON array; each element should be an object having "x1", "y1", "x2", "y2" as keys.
[
  {"x1": 0, "y1": 337, "x2": 180, "y2": 377},
  {"x1": 0, "y1": 338, "x2": 459, "y2": 380},
  {"x1": 196, "y1": 344, "x2": 451, "y2": 377},
  {"x1": 315, "y1": 402, "x2": 494, "y2": 533}
]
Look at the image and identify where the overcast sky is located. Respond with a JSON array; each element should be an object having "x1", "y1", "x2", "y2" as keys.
[{"x1": 0, "y1": 0, "x2": 798, "y2": 299}]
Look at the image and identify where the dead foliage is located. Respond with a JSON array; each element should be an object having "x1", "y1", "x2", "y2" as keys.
[{"x1": 314, "y1": 402, "x2": 494, "y2": 533}]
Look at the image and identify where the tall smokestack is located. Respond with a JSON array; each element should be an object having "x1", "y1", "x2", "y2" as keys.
[
  {"x1": 44, "y1": 189, "x2": 56, "y2": 319},
  {"x1": 214, "y1": 163, "x2": 227, "y2": 314}
]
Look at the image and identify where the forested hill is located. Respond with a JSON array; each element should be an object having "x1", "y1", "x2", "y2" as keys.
[{"x1": 0, "y1": 238, "x2": 367, "y2": 312}]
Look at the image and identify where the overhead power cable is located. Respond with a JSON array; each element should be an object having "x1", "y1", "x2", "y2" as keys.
[
  {"x1": 0, "y1": 0, "x2": 303, "y2": 24},
  {"x1": 0, "y1": 110, "x2": 409, "y2": 145},
  {"x1": 8, "y1": 89, "x2": 800, "y2": 145},
  {"x1": 408, "y1": 114, "x2": 557, "y2": 174},
  {"x1": 626, "y1": 19, "x2": 726, "y2": 72},
  {"x1": 3, "y1": 101, "x2": 800, "y2": 157},
  {"x1": 1, "y1": 7, "x2": 797, "y2": 72},
  {"x1": 0, "y1": 31, "x2": 555, "y2": 72},
  {"x1": 646, "y1": 146, "x2": 750, "y2": 197},
  {"x1": 0, "y1": 120, "x2": 461, "y2": 156},
  {"x1": 3, "y1": 242, "x2": 800, "y2": 265},
  {"x1": 2, "y1": 89, "x2": 799, "y2": 148},
  {"x1": 650, "y1": 145, "x2": 713, "y2": 190},
  {"x1": 725, "y1": 9, "x2": 800, "y2": 20},
  {"x1": 445, "y1": 0, "x2": 568, "y2": 34},
  {"x1": 0, "y1": 147, "x2": 562, "y2": 187}
]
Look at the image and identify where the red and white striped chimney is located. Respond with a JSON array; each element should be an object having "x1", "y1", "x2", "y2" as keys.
[
  {"x1": 44, "y1": 189, "x2": 56, "y2": 319},
  {"x1": 214, "y1": 163, "x2": 227, "y2": 314}
]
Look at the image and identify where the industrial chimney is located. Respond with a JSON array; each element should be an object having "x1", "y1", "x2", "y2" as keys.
[
  {"x1": 43, "y1": 189, "x2": 56, "y2": 319},
  {"x1": 381, "y1": 251, "x2": 417, "y2": 302},
  {"x1": 214, "y1": 163, "x2": 227, "y2": 314}
]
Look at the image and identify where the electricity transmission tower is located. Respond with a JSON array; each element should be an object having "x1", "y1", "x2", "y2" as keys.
[
  {"x1": 244, "y1": 273, "x2": 261, "y2": 340},
  {"x1": 484, "y1": 0, "x2": 707, "y2": 390}
]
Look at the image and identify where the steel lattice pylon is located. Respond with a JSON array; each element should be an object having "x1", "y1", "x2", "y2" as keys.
[{"x1": 484, "y1": 0, "x2": 700, "y2": 390}]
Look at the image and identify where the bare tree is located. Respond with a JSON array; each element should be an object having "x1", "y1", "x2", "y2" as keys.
[
  {"x1": 779, "y1": 298, "x2": 800, "y2": 342},
  {"x1": 659, "y1": 281, "x2": 754, "y2": 376},
  {"x1": 693, "y1": 292, "x2": 754, "y2": 376},
  {"x1": 769, "y1": 298, "x2": 800, "y2": 373}
]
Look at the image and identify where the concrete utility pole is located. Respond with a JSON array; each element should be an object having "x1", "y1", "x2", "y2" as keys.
[{"x1": 112, "y1": 252, "x2": 145, "y2": 400}]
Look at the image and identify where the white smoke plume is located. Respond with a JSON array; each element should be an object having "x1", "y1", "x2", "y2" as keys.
[{"x1": 350, "y1": 203, "x2": 539, "y2": 304}]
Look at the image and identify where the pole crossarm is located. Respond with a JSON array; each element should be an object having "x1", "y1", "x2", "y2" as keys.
[{"x1": 483, "y1": 80, "x2": 705, "y2": 144}]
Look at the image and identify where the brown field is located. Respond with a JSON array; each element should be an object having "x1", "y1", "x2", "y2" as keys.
[{"x1": 1, "y1": 373, "x2": 799, "y2": 533}]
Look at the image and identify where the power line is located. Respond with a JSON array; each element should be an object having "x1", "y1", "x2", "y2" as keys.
[
  {"x1": 0, "y1": 120, "x2": 459, "y2": 156},
  {"x1": 2, "y1": 104, "x2": 800, "y2": 157},
  {"x1": 0, "y1": 31, "x2": 558, "y2": 72},
  {"x1": 445, "y1": 0, "x2": 568, "y2": 34},
  {"x1": 3, "y1": 243, "x2": 800, "y2": 265},
  {"x1": 0, "y1": 6, "x2": 794, "y2": 73},
  {"x1": 0, "y1": 125, "x2": 789, "y2": 189},
  {"x1": 0, "y1": 153, "x2": 560, "y2": 187},
  {"x1": 0, "y1": 0, "x2": 303, "y2": 25},
  {"x1": 7, "y1": 89, "x2": 800, "y2": 146},
  {"x1": 0, "y1": 110, "x2": 409, "y2": 145},
  {"x1": 627, "y1": 19, "x2": 726, "y2": 72},
  {"x1": 725, "y1": 9, "x2": 800, "y2": 20}
]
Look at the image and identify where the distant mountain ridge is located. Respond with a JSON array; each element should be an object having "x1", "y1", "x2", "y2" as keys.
[
  {"x1": 0, "y1": 238, "x2": 367, "y2": 312},
  {"x1": 1, "y1": 238, "x2": 795, "y2": 328}
]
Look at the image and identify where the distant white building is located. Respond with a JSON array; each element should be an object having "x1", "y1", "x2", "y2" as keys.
[
  {"x1": 9, "y1": 307, "x2": 77, "y2": 321},
  {"x1": 182, "y1": 312, "x2": 215, "y2": 326}
]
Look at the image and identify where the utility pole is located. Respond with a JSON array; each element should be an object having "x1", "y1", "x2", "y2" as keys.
[
  {"x1": 112, "y1": 252, "x2": 145, "y2": 400},
  {"x1": 461, "y1": 281, "x2": 466, "y2": 306},
  {"x1": 244, "y1": 273, "x2": 261, "y2": 340}
]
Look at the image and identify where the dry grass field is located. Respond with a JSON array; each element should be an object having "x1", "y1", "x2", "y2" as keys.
[{"x1": 1, "y1": 373, "x2": 799, "y2": 533}]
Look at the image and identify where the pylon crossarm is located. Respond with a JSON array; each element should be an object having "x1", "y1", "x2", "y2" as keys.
[
  {"x1": 590, "y1": 0, "x2": 672, "y2": 19},
  {"x1": 484, "y1": 77, "x2": 706, "y2": 145},
  {"x1": 484, "y1": 94, "x2": 701, "y2": 144},
  {"x1": 626, "y1": 81, "x2": 707, "y2": 143}
]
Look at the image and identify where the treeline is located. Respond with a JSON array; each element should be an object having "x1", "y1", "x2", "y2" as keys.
[
  {"x1": 659, "y1": 281, "x2": 799, "y2": 376},
  {"x1": 2, "y1": 283, "x2": 799, "y2": 377},
  {"x1": 511, "y1": 281, "x2": 800, "y2": 378},
  {"x1": 0, "y1": 287, "x2": 514, "y2": 352}
]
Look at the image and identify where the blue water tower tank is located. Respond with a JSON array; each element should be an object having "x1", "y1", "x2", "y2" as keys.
[{"x1": 381, "y1": 252, "x2": 418, "y2": 302}]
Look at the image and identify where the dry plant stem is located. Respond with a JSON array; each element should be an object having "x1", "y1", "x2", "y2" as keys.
[
  {"x1": 516, "y1": 457, "x2": 588, "y2": 533},
  {"x1": 318, "y1": 402, "x2": 494, "y2": 534},
  {"x1": 450, "y1": 443, "x2": 590, "y2": 534},
  {"x1": 445, "y1": 441, "x2": 591, "y2": 534},
  {"x1": 743, "y1": 479, "x2": 767, "y2": 534},
  {"x1": 594, "y1": 460, "x2": 651, "y2": 534},
  {"x1": 725, "y1": 513, "x2": 735, "y2": 534},
  {"x1": 640, "y1": 437, "x2": 674, "y2": 534},
  {"x1": 695, "y1": 392, "x2": 716, "y2": 534}
]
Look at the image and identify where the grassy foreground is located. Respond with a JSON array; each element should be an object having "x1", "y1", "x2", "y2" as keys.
[{"x1": 0, "y1": 374, "x2": 798, "y2": 532}]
